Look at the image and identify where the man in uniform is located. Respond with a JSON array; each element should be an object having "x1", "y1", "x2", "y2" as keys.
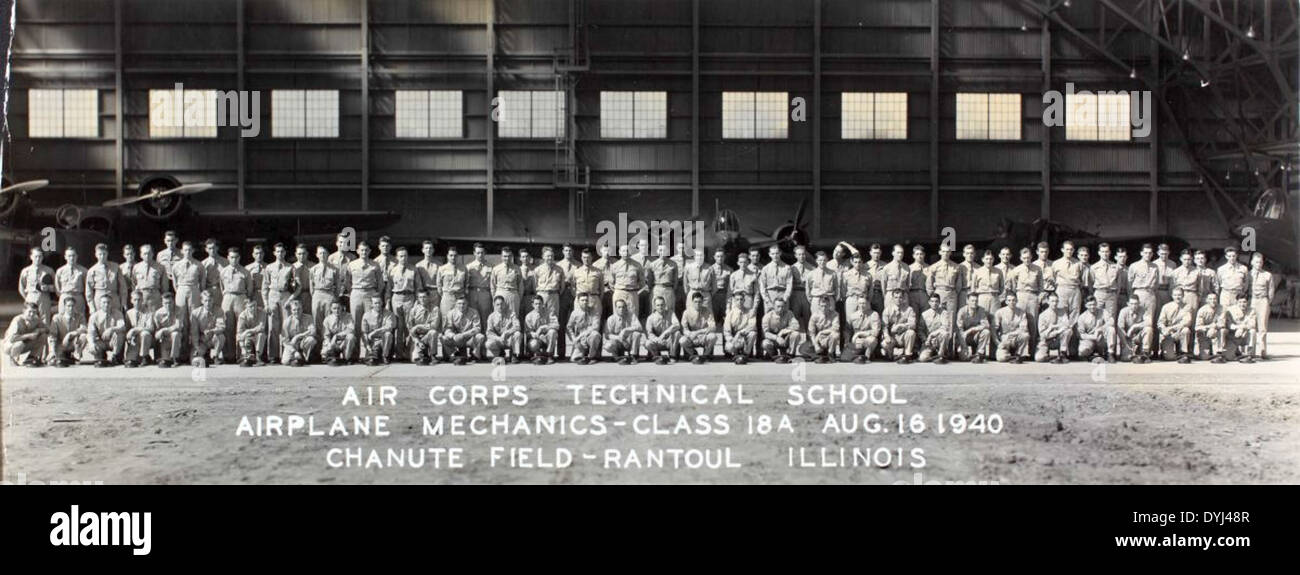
[
  {"x1": 388, "y1": 246, "x2": 423, "y2": 360},
  {"x1": 123, "y1": 291, "x2": 155, "y2": 367},
  {"x1": 361, "y1": 294, "x2": 396, "y2": 366},
  {"x1": 566, "y1": 292, "x2": 603, "y2": 365},
  {"x1": 880, "y1": 289, "x2": 918, "y2": 364},
  {"x1": 994, "y1": 247, "x2": 1016, "y2": 303},
  {"x1": 328, "y1": 232, "x2": 356, "y2": 269},
  {"x1": 879, "y1": 245, "x2": 911, "y2": 314},
  {"x1": 437, "y1": 246, "x2": 467, "y2": 318},
  {"x1": 48, "y1": 296, "x2": 88, "y2": 367},
  {"x1": 86, "y1": 294, "x2": 125, "y2": 367},
  {"x1": 919, "y1": 293, "x2": 954, "y2": 364},
  {"x1": 442, "y1": 295, "x2": 485, "y2": 365},
  {"x1": 320, "y1": 300, "x2": 357, "y2": 366},
  {"x1": 18, "y1": 246, "x2": 55, "y2": 323},
  {"x1": 372, "y1": 236, "x2": 395, "y2": 295},
  {"x1": 677, "y1": 292, "x2": 717, "y2": 365},
  {"x1": 1075, "y1": 295, "x2": 1116, "y2": 363},
  {"x1": 219, "y1": 246, "x2": 252, "y2": 361},
  {"x1": 556, "y1": 244, "x2": 580, "y2": 353},
  {"x1": 682, "y1": 248, "x2": 715, "y2": 322},
  {"x1": 1216, "y1": 246, "x2": 1249, "y2": 309},
  {"x1": 280, "y1": 298, "x2": 317, "y2": 367},
  {"x1": 1117, "y1": 293, "x2": 1151, "y2": 363},
  {"x1": 1195, "y1": 250, "x2": 1217, "y2": 302},
  {"x1": 236, "y1": 297, "x2": 268, "y2": 367},
  {"x1": 416, "y1": 240, "x2": 441, "y2": 310},
  {"x1": 956, "y1": 292, "x2": 992, "y2": 363},
  {"x1": 465, "y1": 243, "x2": 494, "y2": 330},
  {"x1": 291, "y1": 244, "x2": 313, "y2": 314},
  {"x1": 190, "y1": 290, "x2": 226, "y2": 365},
  {"x1": 133, "y1": 244, "x2": 168, "y2": 310},
  {"x1": 957, "y1": 244, "x2": 978, "y2": 306},
  {"x1": 709, "y1": 249, "x2": 733, "y2": 327},
  {"x1": 309, "y1": 245, "x2": 345, "y2": 342},
  {"x1": 647, "y1": 243, "x2": 681, "y2": 319},
  {"x1": 806, "y1": 251, "x2": 841, "y2": 335},
  {"x1": 1033, "y1": 242, "x2": 1055, "y2": 295},
  {"x1": 722, "y1": 291, "x2": 756, "y2": 365},
  {"x1": 244, "y1": 244, "x2": 267, "y2": 308},
  {"x1": 490, "y1": 246, "x2": 522, "y2": 324},
  {"x1": 840, "y1": 252, "x2": 872, "y2": 334},
  {"x1": 1218, "y1": 293, "x2": 1256, "y2": 363},
  {"x1": 346, "y1": 242, "x2": 384, "y2": 342},
  {"x1": 1051, "y1": 240, "x2": 1087, "y2": 322},
  {"x1": 407, "y1": 290, "x2": 442, "y2": 365},
  {"x1": 572, "y1": 248, "x2": 605, "y2": 321},
  {"x1": 86, "y1": 243, "x2": 129, "y2": 316},
  {"x1": 1249, "y1": 253, "x2": 1276, "y2": 359},
  {"x1": 760, "y1": 296, "x2": 803, "y2": 363},
  {"x1": 525, "y1": 294, "x2": 560, "y2": 365},
  {"x1": 201, "y1": 239, "x2": 228, "y2": 312},
  {"x1": 1170, "y1": 249, "x2": 1202, "y2": 313},
  {"x1": 484, "y1": 295, "x2": 522, "y2": 364},
  {"x1": 1153, "y1": 243, "x2": 1177, "y2": 311},
  {"x1": 864, "y1": 243, "x2": 886, "y2": 315},
  {"x1": 170, "y1": 242, "x2": 207, "y2": 325},
  {"x1": 908, "y1": 245, "x2": 929, "y2": 314},
  {"x1": 152, "y1": 292, "x2": 185, "y2": 368},
  {"x1": 993, "y1": 292, "x2": 1030, "y2": 363},
  {"x1": 155, "y1": 231, "x2": 182, "y2": 278},
  {"x1": 591, "y1": 244, "x2": 616, "y2": 322},
  {"x1": 518, "y1": 247, "x2": 537, "y2": 320},
  {"x1": 759, "y1": 245, "x2": 792, "y2": 327},
  {"x1": 845, "y1": 293, "x2": 881, "y2": 364},
  {"x1": 1076, "y1": 245, "x2": 1093, "y2": 298},
  {"x1": 532, "y1": 247, "x2": 565, "y2": 340},
  {"x1": 970, "y1": 249, "x2": 1003, "y2": 314},
  {"x1": 807, "y1": 295, "x2": 840, "y2": 363},
  {"x1": 1090, "y1": 243, "x2": 1125, "y2": 325},
  {"x1": 1156, "y1": 286, "x2": 1194, "y2": 362},
  {"x1": 729, "y1": 251, "x2": 759, "y2": 322},
  {"x1": 1114, "y1": 247, "x2": 1131, "y2": 301},
  {"x1": 1035, "y1": 292, "x2": 1072, "y2": 363},
  {"x1": 1128, "y1": 243, "x2": 1162, "y2": 354},
  {"x1": 642, "y1": 295, "x2": 681, "y2": 364},
  {"x1": 789, "y1": 245, "x2": 815, "y2": 327},
  {"x1": 603, "y1": 298, "x2": 643, "y2": 365},
  {"x1": 927, "y1": 244, "x2": 964, "y2": 354},
  {"x1": 1193, "y1": 292, "x2": 1223, "y2": 362},
  {"x1": 5, "y1": 302, "x2": 48, "y2": 367},
  {"x1": 263, "y1": 243, "x2": 298, "y2": 355}
]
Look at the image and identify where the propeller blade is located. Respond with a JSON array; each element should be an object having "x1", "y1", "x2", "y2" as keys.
[
  {"x1": 0, "y1": 179, "x2": 50, "y2": 196},
  {"x1": 751, "y1": 226, "x2": 773, "y2": 238},
  {"x1": 160, "y1": 182, "x2": 214, "y2": 197},
  {"x1": 792, "y1": 198, "x2": 807, "y2": 231},
  {"x1": 102, "y1": 193, "x2": 156, "y2": 207}
]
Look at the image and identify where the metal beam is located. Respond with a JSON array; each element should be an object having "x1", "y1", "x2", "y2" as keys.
[
  {"x1": 360, "y1": 0, "x2": 369, "y2": 211},
  {"x1": 486, "y1": 0, "x2": 495, "y2": 236},
  {"x1": 691, "y1": 0, "x2": 699, "y2": 219},
  {"x1": 114, "y1": 0, "x2": 123, "y2": 200},
  {"x1": 812, "y1": 0, "x2": 821, "y2": 239},
  {"x1": 929, "y1": 0, "x2": 939, "y2": 238},
  {"x1": 237, "y1": 0, "x2": 245, "y2": 210},
  {"x1": 1148, "y1": 0, "x2": 1160, "y2": 233},
  {"x1": 1041, "y1": 5, "x2": 1051, "y2": 221}
]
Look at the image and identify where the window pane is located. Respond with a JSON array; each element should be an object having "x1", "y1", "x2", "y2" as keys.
[
  {"x1": 395, "y1": 90, "x2": 429, "y2": 138},
  {"x1": 987, "y1": 93, "x2": 1021, "y2": 140},
  {"x1": 304, "y1": 90, "x2": 338, "y2": 138},
  {"x1": 1096, "y1": 93, "x2": 1131, "y2": 141},
  {"x1": 1065, "y1": 92, "x2": 1097, "y2": 141},
  {"x1": 722, "y1": 91, "x2": 754, "y2": 139},
  {"x1": 633, "y1": 91, "x2": 666, "y2": 138},
  {"x1": 600, "y1": 91, "x2": 634, "y2": 138},
  {"x1": 841, "y1": 92, "x2": 874, "y2": 139},
  {"x1": 497, "y1": 91, "x2": 532, "y2": 138},
  {"x1": 955, "y1": 93, "x2": 988, "y2": 140},
  {"x1": 272, "y1": 90, "x2": 305, "y2": 138},
  {"x1": 28, "y1": 89, "x2": 64, "y2": 137},
  {"x1": 532, "y1": 90, "x2": 565, "y2": 139},
  {"x1": 429, "y1": 90, "x2": 462, "y2": 138},
  {"x1": 62, "y1": 89, "x2": 99, "y2": 138},
  {"x1": 754, "y1": 92, "x2": 787, "y2": 138},
  {"x1": 874, "y1": 92, "x2": 907, "y2": 140}
]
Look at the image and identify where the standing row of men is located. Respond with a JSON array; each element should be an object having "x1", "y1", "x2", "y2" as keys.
[{"x1": 5, "y1": 231, "x2": 1278, "y2": 367}]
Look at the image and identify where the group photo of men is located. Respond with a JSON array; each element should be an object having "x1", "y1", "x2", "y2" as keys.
[{"x1": 3, "y1": 230, "x2": 1279, "y2": 368}]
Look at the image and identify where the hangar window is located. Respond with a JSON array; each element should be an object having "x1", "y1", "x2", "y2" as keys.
[
  {"x1": 395, "y1": 90, "x2": 463, "y2": 138},
  {"x1": 1066, "y1": 92, "x2": 1131, "y2": 141},
  {"x1": 600, "y1": 91, "x2": 667, "y2": 139},
  {"x1": 497, "y1": 90, "x2": 567, "y2": 139},
  {"x1": 149, "y1": 88, "x2": 218, "y2": 138},
  {"x1": 956, "y1": 93, "x2": 1021, "y2": 140},
  {"x1": 842, "y1": 92, "x2": 908, "y2": 140},
  {"x1": 28, "y1": 89, "x2": 99, "y2": 138},
  {"x1": 723, "y1": 92, "x2": 789, "y2": 139},
  {"x1": 272, "y1": 90, "x2": 338, "y2": 138}
]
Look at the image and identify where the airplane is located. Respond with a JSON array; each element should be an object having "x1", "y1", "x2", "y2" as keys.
[{"x1": 1, "y1": 174, "x2": 400, "y2": 284}]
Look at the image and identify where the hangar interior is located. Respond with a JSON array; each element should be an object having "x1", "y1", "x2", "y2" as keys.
[{"x1": 4, "y1": 0, "x2": 1297, "y2": 249}]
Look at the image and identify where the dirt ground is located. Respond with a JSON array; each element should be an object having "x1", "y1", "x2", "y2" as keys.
[{"x1": 3, "y1": 353, "x2": 1298, "y2": 484}]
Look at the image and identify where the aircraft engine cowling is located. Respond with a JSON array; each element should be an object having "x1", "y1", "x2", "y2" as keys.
[
  {"x1": 0, "y1": 177, "x2": 22, "y2": 220},
  {"x1": 135, "y1": 175, "x2": 185, "y2": 221}
]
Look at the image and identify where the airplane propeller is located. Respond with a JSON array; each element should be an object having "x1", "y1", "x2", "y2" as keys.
[
  {"x1": 102, "y1": 182, "x2": 213, "y2": 207},
  {"x1": 0, "y1": 179, "x2": 50, "y2": 197}
]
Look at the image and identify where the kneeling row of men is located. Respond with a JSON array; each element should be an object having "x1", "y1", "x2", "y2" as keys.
[{"x1": 4, "y1": 270, "x2": 1262, "y2": 367}]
